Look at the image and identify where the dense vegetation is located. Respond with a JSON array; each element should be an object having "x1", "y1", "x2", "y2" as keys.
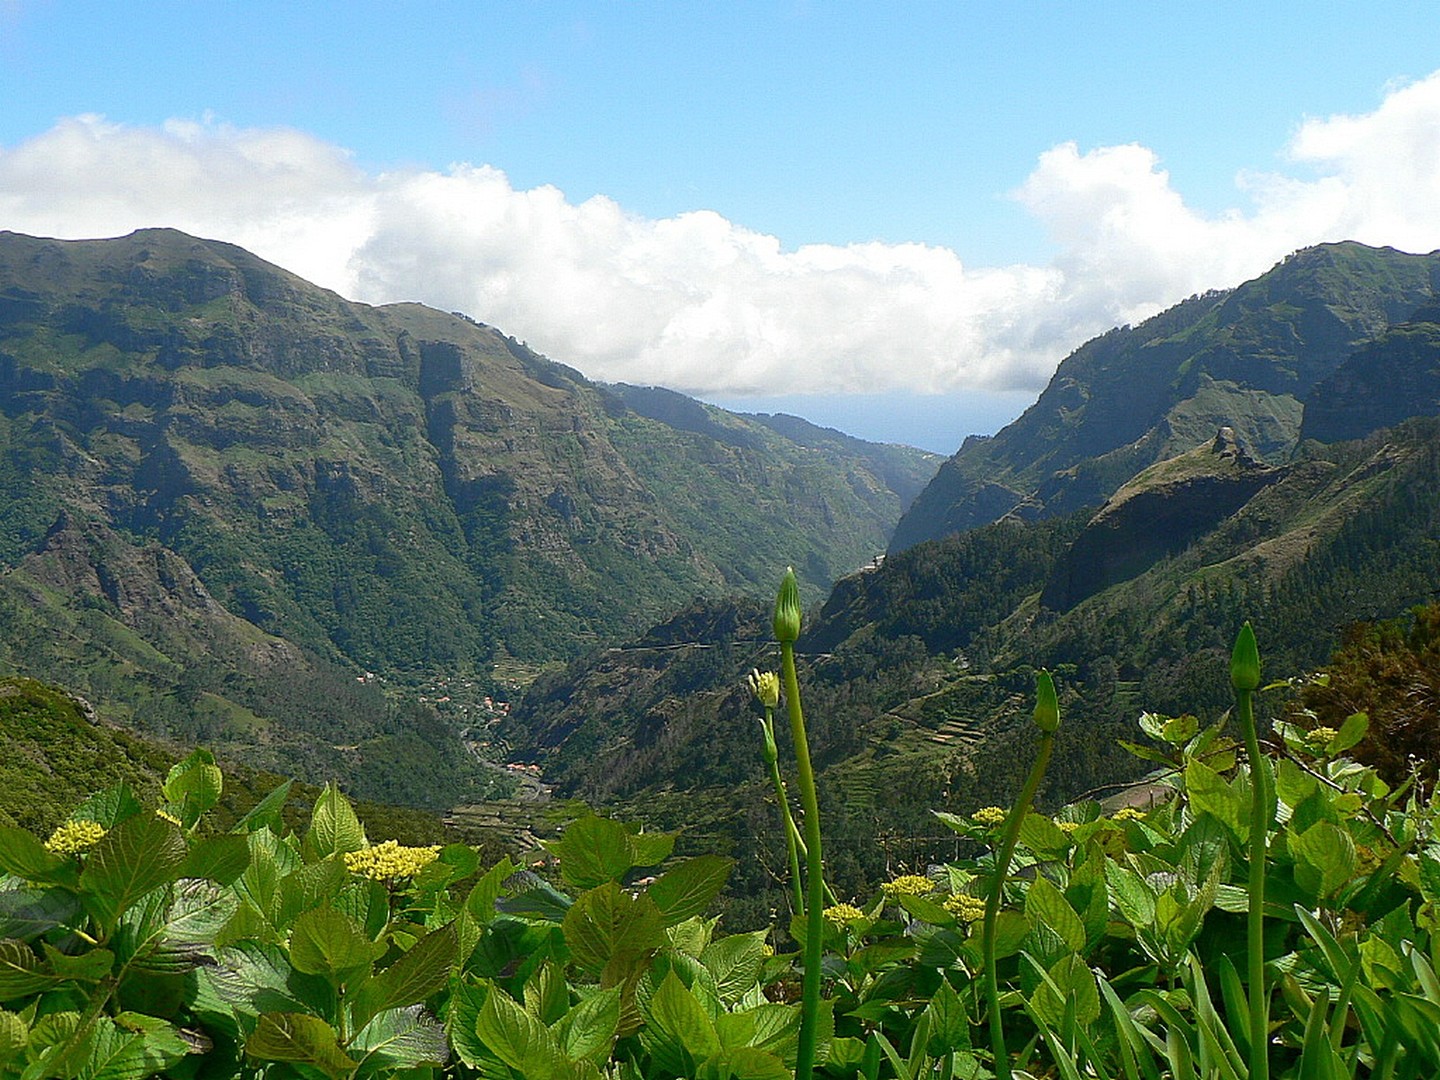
[{"x1": 2, "y1": 619, "x2": 1437, "y2": 1079}]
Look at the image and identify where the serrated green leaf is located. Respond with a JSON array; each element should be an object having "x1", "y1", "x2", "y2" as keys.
[
  {"x1": 302, "y1": 783, "x2": 366, "y2": 863},
  {"x1": 350, "y1": 1004, "x2": 449, "y2": 1072},
  {"x1": 649, "y1": 855, "x2": 733, "y2": 926},
  {"x1": 641, "y1": 970, "x2": 719, "y2": 1075},
  {"x1": 1185, "y1": 758, "x2": 1246, "y2": 841},
  {"x1": 0, "y1": 884, "x2": 81, "y2": 942},
  {"x1": 563, "y1": 882, "x2": 665, "y2": 975},
  {"x1": 0, "y1": 939, "x2": 56, "y2": 999},
  {"x1": 476, "y1": 983, "x2": 564, "y2": 1076},
  {"x1": 555, "y1": 986, "x2": 620, "y2": 1066},
  {"x1": 353, "y1": 922, "x2": 457, "y2": 1031},
  {"x1": 0, "y1": 828, "x2": 73, "y2": 885},
  {"x1": 626, "y1": 828, "x2": 677, "y2": 868},
  {"x1": 1293, "y1": 822, "x2": 1357, "y2": 900},
  {"x1": 923, "y1": 978, "x2": 970, "y2": 1055},
  {"x1": 246, "y1": 1012, "x2": 357, "y2": 1079},
  {"x1": 164, "y1": 749, "x2": 223, "y2": 826},
  {"x1": 231, "y1": 779, "x2": 293, "y2": 835},
  {"x1": 176, "y1": 834, "x2": 250, "y2": 885},
  {"x1": 700, "y1": 932, "x2": 766, "y2": 1004},
  {"x1": 288, "y1": 907, "x2": 376, "y2": 983},
  {"x1": 275, "y1": 857, "x2": 349, "y2": 927},
  {"x1": 1025, "y1": 876, "x2": 1086, "y2": 953},
  {"x1": 71, "y1": 783, "x2": 142, "y2": 830},
  {"x1": 79, "y1": 814, "x2": 187, "y2": 934},
  {"x1": 545, "y1": 816, "x2": 637, "y2": 889},
  {"x1": 1329, "y1": 712, "x2": 1369, "y2": 755}
]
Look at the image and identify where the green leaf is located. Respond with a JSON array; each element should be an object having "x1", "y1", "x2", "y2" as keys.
[
  {"x1": 0, "y1": 828, "x2": 73, "y2": 884},
  {"x1": 641, "y1": 971, "x2": 720, "y2": 1075},
  {"x1": 545, "y1": 816, "x2": 638, "y2": 889},
  {"x1": 1292, "y1": 822, "x2": 1357, "y2": 900},
  {"x1": 627, "y1": 828, "x2": 678, "y2": 868},
  {"x1": 922, "y1": 978, "x2": 971, "y2": 1055},
  {"x1": 302, "y1": 784, "x2": 366, "y2": 863},
  {"x1": 288, "y1": 907, "x2": 376, "y2": 983},
  {"x1": 0, "y1": 1009, "x2": 26, "y2": 1062},
  {"x1": 163, "y1": 749, "x2": 223, "y2": 826},
  {"x1": 79, "y1": 813, "x2": 187, "y2": 934},
  {"x1": 475, "y1": 984, "x2": 564, "y2": 1077},
  {"x1": 554, "y1": 986, "x2": 621, "y2": 1066},
  {"x1": 246, "y1": 1012, "x2": 357, "y2": 1080},
  {"x1": 350, "y1": 1004, "x2": 449, "y2": 1072},
  {"x1": 1185, "y1": 758, "x2": 1246, "y2": 841},
  {"x1": 72, "y1": 783, "x2": 142, "y2": 829},
  {"x1": 649, "y1": 855, "x2": 734, "y2": 926},
  {"x1": 352, "y1": 922, "x2": 458, "y2": 1030},
  {"x1": 0, "y1": 884, "x2": 81, "y2": 941},
  {"x1": 990, "y1": 910, "x2": 1032, "y2": 960},
  {"x1": 275, "y1": 857, "x2": 350, "y2": 927},
  {"x1": 41, "y1": 943, "x2": 112, "y2": 981},
  {"x1": 563, "y1": 881, "x2": 666, "y2": 975},
  {"x1": 0, "y1": 939, "x2": 57, "y2": 999},
  {"x1": 1019, "y1": 813, "x2": 1071, "y2": 856},
  {"x1": 231, "y1": 778, "x2": 293, "y2": 834},
  {"x1": 176, "y1": 834, "x2": 250, "y2": 885},
  {"x1": 1025, "y1": 876, "x2": 1086, "y2": 953},
  {"x1": 1329, "y1": 712, "x2": 1369, "y2": 755},
  {"x1": 1029, "y1": 952, "x2": 1101, "y2": 1029},
  {"x1": 701, "y1": 932, "x2": 767, "y2": 1004}
]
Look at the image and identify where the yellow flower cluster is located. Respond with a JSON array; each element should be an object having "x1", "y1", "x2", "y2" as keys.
[
  {"x1": 155, "y1": 809, "x2": 182, "y2": 826},
  {"x1": 45, "y1": 819, "x2": 107, "y2": 855},
  {"x1": 343, "y1": 840, "x2": 442, "y2": 881},
  {"x1": 822, "y1": 903, "x2": 865, "y2": 927},
  {"x1": 748, "y1": 670, "x2": 780, "y2": 709},
  {"x1": 1306, "y1": 727, "x2": 1339, "y2": 751},
  {"x1": 881, "y1": 874, "x2": 936, "y2": 898},
  {"x1": 972, "y1": 806, "x2": 1008, "y2": 826},
  {"x1": 1112, "y1": 806, "x2": 1146, "y2": 822},
  {"x1": 944, "y1": 894, "x2": 987, "y2": 922},
  {"x1": 1056, "y1": 820, "x2": 1080, "y2": 834}
]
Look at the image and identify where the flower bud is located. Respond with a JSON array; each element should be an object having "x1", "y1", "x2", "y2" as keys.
[
  {"x1": 748, "y1": 669, "x2": 780, "y2": 710},
  {"x1": 773, "y1": 567, "x2": 802, "y2": 644},
  {"x1": 1231, "y1": 622, "x2": 1261, "y2": 692},
  {"x1": 758, "y1": 717, "x2": 779, "y2": 765},
  {"x1": 1033, "y1": 669, "x2": 1060, "y2": 733}
]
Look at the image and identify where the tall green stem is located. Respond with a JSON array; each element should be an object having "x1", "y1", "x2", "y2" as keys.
[
  {"x1": 764, "y1": 718, "x2": 807, "y2": 915},
  {"x1": 773, "y1": 567, "x2": 823, "y2": 1080},
  {"x1": 1233, "y1": 621, "x2": 1269, "y2": 1080},
  {"x1": 983, "y1": 670, "x2": 1059, "y2": 1080},
  {"x1": 783, "y1": 637, "x2": 825, "y2": 1080}
]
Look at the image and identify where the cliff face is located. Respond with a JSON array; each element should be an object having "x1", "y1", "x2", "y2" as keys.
[
  {"x1": 1301, "y1": 305, "x2": 1440, "y2": 444},
  {"x1": 892, "y1": 243, "x2": 1440, "y2": 551},
  {"x1": 1038, "y1": 428, "x2": 1282, "y2": 612}
]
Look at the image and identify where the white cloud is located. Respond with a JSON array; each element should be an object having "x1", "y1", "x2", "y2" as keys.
[{"x1": 4, "y1": 76, "x2": 1440, "y2": 399}]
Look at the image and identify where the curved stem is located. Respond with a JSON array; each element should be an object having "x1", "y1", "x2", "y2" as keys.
[
  {"x1": 983, "y1": 729, "x2": 1055, "y2": 1080},
  {"x1": 765, "y1": 736, "x2": 806, "y2": 915},
  {"x1": 783, "y1": 639, "x2": 825, "y2": 1080},
  {"x1": 1239, "y1": 686, "x2": 1270, "y2": 1080}
]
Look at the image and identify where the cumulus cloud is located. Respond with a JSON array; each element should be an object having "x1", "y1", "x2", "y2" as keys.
[{"x1": 4, "y1": 74, "x2": 1440, "y2": 399}]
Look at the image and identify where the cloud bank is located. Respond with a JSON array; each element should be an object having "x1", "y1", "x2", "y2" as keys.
[{"x1": 5, "y1": 72, "x2": 1440, "y2": 398}]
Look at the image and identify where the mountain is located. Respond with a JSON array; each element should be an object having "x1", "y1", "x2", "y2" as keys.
[
  {"x1": 0, "y1": 228, "x2": 936, "y2": 788},
  {"x1": 502, "y1": 243, "x2": 1440, "y2": 922},
  {"x1": 891, "y1": 242, "x2": 1440, "y2": 551}
]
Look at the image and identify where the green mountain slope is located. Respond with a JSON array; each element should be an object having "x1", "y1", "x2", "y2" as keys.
[
  {"x1": 892, "y1": 242, "x2": 1440, "y2": 550},
  {"x1": 0, "y1": 228, "x2": 935, "y2": 788},
  {"x1": 503, "y1": 414, "x2": 1440, "y2": 922}
]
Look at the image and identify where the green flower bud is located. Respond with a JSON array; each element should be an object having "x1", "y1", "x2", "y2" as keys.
[
  {"x1": 773, "y1": 567, "x2": 802, "y2": 644},
  {"x1": 758, "y1": 717, "x2": 779, "y2": 765},
  {"x1": 748, "y1": 668, "x2": 780, "y2": 709},
  {"x1": 1033, "y1": 669, "x2": 1060, "y2": 732},
  {"x1": 1231, "y1": 621, "x2": 1261, "y2": 692}
]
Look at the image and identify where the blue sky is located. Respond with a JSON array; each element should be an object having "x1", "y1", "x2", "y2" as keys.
[{"x1": 5, "y1": 2, "x2": 1440, "y2": 451}]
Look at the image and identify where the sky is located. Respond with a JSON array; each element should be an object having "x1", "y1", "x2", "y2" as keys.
[{"x1": 4, "y1": 3, "x2": 1440, "y2": 452}]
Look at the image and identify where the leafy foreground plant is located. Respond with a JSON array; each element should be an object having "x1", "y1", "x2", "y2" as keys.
[{"x1": 4, "y1": 618, "x2": 1440, "y2": 1079}]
